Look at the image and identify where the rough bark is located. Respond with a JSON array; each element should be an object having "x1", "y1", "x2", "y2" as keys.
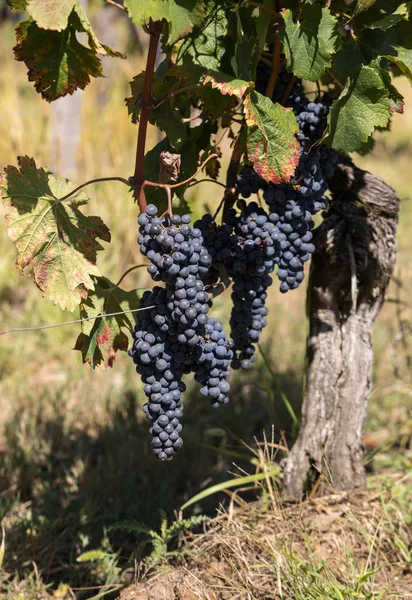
[{"x1": 282, "y1": 159, "x2": 400, "y2": 500}]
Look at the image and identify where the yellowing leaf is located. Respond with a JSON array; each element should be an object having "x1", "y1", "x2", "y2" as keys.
[
  {"x1": 203, "y1": 71, "x2": 253, "y2": 98},
  {"x1": 244, "y1": 91, "x2": 300, "y2": 184},
  {"x1": 27, "y1": 0, "x2": 77, "y2": 31},
  {"x1": 0, "y1": 156, "x2": 110, "y2": 312}
]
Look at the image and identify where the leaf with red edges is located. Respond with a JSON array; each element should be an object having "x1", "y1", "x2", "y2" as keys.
[
  {"x1": 203, "y1": 71, "x2": 254, "y2": 98},
  {"x1": 244, "y1": 91, "x2": 300, "y2": 184}
]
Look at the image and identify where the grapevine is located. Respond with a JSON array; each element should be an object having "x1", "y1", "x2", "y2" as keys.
[{"x1": 1, "y1": 0, "x2": 411, "y2": 462}]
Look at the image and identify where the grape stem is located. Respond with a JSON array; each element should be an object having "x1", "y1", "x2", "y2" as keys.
[
  {"x1": 142, "y1": 153, "x2": 219, "y2": 191},
  {"x1": 57, "y1": 177, "x2": 131, "y2": 203},
  {"x1": 103, "y1": 0, "x2": 127, "y2": 11},
  {"x1": 187, "y1": 179, "x2": 226, "y2": 190},
  {"x1": 55, "y1": 154, "x2": 217, "y2": 206},
  {"x1": 160, "y1": 186, "x2": 173, "y2": 218},
  {"x1": 206, "y1": 265, "x2": 232, "y2": 299},
  {"x1": 115, "y1": 264, "x2": 149, "y2": 287}
]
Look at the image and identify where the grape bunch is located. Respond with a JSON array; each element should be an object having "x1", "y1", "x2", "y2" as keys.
[
  {"x1": 129, "y1": 287, "x2": 185, "y2": 461},
  {"x1": 130, "y1": 72, "x2": 340, "y2": 459},
  {"x1": 225, "y1": 201, "x2": 282, "y2": 368},
  {"x1": 130, "y1": 205, "x2": 233, "y2": 460},
  {"x1": 235, "y1": 86, "x2": 337, "y2": 292}
]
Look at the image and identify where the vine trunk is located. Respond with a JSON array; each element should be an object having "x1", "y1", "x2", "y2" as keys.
[{"x1": 282, "y1": 160, "x2": 400, "y2": 499}]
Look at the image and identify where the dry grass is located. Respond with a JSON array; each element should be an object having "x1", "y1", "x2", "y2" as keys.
[{"x1": 121, "y1": 479, "x2": 412, "y2": 600}]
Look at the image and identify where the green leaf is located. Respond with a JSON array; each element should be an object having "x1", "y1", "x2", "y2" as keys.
[
  {"x1": 125, "y1": 72, "x2": 145, "y2": 124},
  {"x1": 73, "y1": 3, "x2": 125, "y2": 58},
  {"x1": 178, "y1": 0, "x2": 232, "y2": 72},
  {"x1": 0, "y1": 156, "x2": 110, "y2": 312},
  {"x1": 323, "y1": 66, "x2": 391, "y2": 153},
  {"x1": 74, "y1": 277, "x2": 144, "y2": 369},
  {"x1": 356, "y1": 0, "x2": 409, "y2": 31},
  {"x1": 281, "y1": 5, "x2": 339, "y2": 81},
  {"x1": 6, "y1": 0, "x2": 27, "y2": 12},
  {"x1": 244, "y1": 91, "x2": 300, "y2": 184},
  {"x1": 230, "y1": 4, "x2": 272, "y2": 81},
  {"x1": 13, "y1": 9, "x2": 124, "y2": 101},
  {"x1": 379, "y1": 20, "x2": 412, "y2": 82},
  {"x1": 27, "y1": 0, "x2": 76, "y2": 31},
  {"x1": 124, "y1": 0, "x2": 205, "y2": 45},
  {"x1": 335, "y1": 18, "x2": 412, "y2": 83}
]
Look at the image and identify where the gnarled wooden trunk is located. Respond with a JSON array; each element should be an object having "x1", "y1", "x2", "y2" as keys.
[{"x1": 282, "y1": 160, "x2": 400, "y2": 499}]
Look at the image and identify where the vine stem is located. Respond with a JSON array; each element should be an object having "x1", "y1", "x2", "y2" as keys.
[
  {"x1": 152, "y1": 84, "x2": 203, "y2": 110},
  {"x1": 55, "y1": 155, "x2": 218, "y2": 206},
  {"x1": 103, "y1": 0, "x2": 127, "y2": 11},
  {"x1": 265, "y1": 34, "x2": 281, "y2": 98},
  {"x1": 188, "y1": 179, "x2": 226, "y2": 190},
  {"x1": 222, "y1": 153, "x2": 240, "y2": 222},
  {"x1": 280, "y1": 75, "x2": 297, "y2": 105},
  {"x1": 57, "y1": 177, "x2": 130, "y2": 203},
  {"x1": 143, "y1": 153, "x2": 218, "y2": 190},
  {"x1": 115, "y1": 264, "x2": 149, "y2": 287},
  {"x1": 132, "y1": 19, "x2": 163, "y2": 210}
]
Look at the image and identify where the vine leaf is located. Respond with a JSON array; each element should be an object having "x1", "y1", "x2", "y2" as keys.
[
  {"x1": 75, "y1": 277, "x2": 144, "y2": 369},
  {"x1": 26, "y1": 0, "x2": 77, "y2": 31},
  {"x1": 124, "y1": 0, "x2": 205, "y2": 45},
  {"x1": 244, "y1": 91, "x2": 300, "y2": 184},
  {"x1": 178, "y1": 0, "x2": 231, "y2": 71},
  {"x1": 6, "y1": 0, "x2": 27, "y2": 11},
  {"x1": 203, "y1": 72, "x2": 253, "y2": 98},
  {"x1": 0, "y1": 156, "x2": 110, "y2": 312},
  {"x1": 354, "y1": 0, "x2": 409, "y2": 31},
  {"x1": 281, "y1": 5, "x2": 339, "y2": 82},
  {"x1": 13, "y1": 9, "x2": 124, "y2": 101},
  {"x1": 353, "y1": 0, "x2": 378, "y2": 14},
  {"x1": 323, "y1": 66, "x2": 391, "y2": 154},
  {"x1": 73, "y1": 3, "x2": 125, "y2": 58}
]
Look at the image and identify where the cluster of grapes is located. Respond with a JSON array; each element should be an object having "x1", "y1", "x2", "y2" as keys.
[
  {"x1": 235, "y1": 80, "x2": 337, "y2": 292},
  {"x1": 130, "y1": 67, "x2": 338, "y2": 460},
  {"x1": 129, "y1": 205, "x2": 233, "y2": 460},
  {"x1": 225, "y1": 202, "x2": 281, "y2": 368}
]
